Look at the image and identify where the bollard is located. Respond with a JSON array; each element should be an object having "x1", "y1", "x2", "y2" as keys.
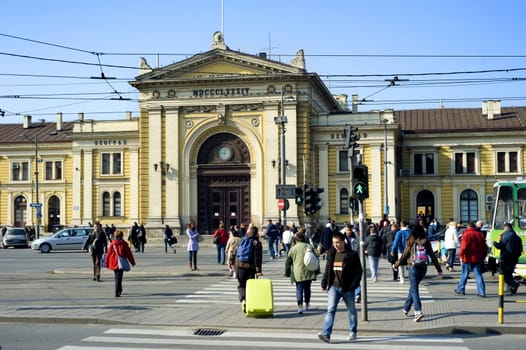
[{"x1": 498, "y1": 273, "x2": 504, "y2": 324}]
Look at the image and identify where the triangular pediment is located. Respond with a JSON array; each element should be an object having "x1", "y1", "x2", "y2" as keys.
[{"x1": 134, "y1": 49, "x2": 305, "y2": 82}]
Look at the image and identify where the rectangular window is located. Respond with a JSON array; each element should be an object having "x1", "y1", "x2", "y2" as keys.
[
  {"x1": 12, "y1": 161, "x2": 29, "y2": 181},
  {"x1": 44, "y1": 161, "x2": 63, "y2": 180},
  {"x1": 101, "y1": 152, "x2": 122, "y2": 175},
  {"x1": 413, "y1": 153, "x2": 435, "y2": 175},
  {"x1": 338, "y1": 150, "x2": 349, "y2": 171},
  {"x1": 454, "y1": 152, "x2": 477, "y2": 174},
  {"x1": 497, "y1": 151, "x2": 519, "y2": 173}
]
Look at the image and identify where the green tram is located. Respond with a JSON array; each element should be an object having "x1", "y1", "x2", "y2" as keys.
[{"x1": 489, "y1": 180, "x2": 526, "y2": 279}]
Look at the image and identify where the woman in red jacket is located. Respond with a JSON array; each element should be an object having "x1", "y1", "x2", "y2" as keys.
[{"x1": 105, "y1": 230, "x2": 136, "y2": 297}]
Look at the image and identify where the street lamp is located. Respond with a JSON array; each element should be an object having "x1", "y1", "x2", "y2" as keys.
[
  {"x1": 274, "y1": 89, "x2": 288, "y2": 226},
  {"x1": 22, "y1": 134, "x2": 41, "y2": 239}
]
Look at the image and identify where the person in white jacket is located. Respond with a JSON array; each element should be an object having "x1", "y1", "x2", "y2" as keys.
[{"x1": 444, "y1": 221, "x2": 459, "y2": 271}]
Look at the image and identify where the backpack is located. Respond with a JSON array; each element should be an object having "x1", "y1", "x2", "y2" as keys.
[
  {"x1": 412, "y1": 241, "x2": 428, "y2": 267},
  {"x1": 304, "y1": 245, "x2": 319, "y2": 271},
  {"x1": 511, "y1": 232, "x2": 524, "y2": 259},
  {"x1": 236, "y1": 237, "x2": 254, "y2": 263}
]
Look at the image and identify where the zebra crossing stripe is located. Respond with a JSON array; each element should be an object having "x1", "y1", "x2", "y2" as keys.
[{"x1": 57, "y1": 328, "x2": 468, "y2": 350}]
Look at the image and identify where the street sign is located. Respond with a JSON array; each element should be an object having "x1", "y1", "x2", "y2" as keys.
[
  {"x1": 30, "y1": 203, "x2": 42, "y2": 208},
  {"x1": 277, "y1": 198, "x2": 289, "y2": 211},
  {"x1": 276, "y1": 184, "x2": 296, "y2": 199}
]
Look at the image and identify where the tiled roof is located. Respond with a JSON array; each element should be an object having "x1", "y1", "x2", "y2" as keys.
[
  {"x1": 0, "y1": 122, "x2": 74, "y2": 145},
  {"x1": 396, "y1": 106, "x2": 526, "y2": 134}
]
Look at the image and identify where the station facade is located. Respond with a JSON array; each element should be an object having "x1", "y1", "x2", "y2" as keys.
[{"x1": 1, "y1": 33, "x2": 526, "y2": 234}]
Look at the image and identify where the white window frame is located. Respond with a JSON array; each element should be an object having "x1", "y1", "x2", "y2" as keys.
[
  {"x1": 451, "y1": 149, "x2": 479, "y2": 175},
  {"x1": 99, "y1": 187, "x2": 124, "y2": 217},
  {"x1": 495, "y1": 149, "x2": 521, "y2": 174},
  {"x1": 101, "y1": 152, "x2": 123, "y2": 176},
  {"x1": 44, "y1": 159, "x2": 64, "y2": 181},
  {"x1": 339, "y1": 187, "x2": 349, "y2": 214},
  {"x1": 338, "y1": 149, "x2": 350, "y2": 172},
  {"x1": 10, "y1": 160, "x2": 31, "y2": 182},
  {"x1": 411, "y1": 150, "x2": 437, "y2": 176}
]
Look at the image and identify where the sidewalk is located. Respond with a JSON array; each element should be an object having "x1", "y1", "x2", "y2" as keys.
[{"x1": 1, "y1": 246, "x2": 525, "y2": 336}]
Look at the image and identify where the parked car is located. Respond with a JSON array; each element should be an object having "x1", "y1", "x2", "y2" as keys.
[
  {"x1": 2, "y1": 228, "x2": 29, "y2": 249},
  {"x1": 31, "y1": 227, "x2": 93, "y2": 253}
]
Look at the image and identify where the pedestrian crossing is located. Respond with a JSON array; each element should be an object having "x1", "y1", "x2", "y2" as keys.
[
  {"x1": 57, "y1": 327, "x2": 470, "y2": 350},
  {"x1": 175, "y1": 258, "x2": 435, "y2": 307}
]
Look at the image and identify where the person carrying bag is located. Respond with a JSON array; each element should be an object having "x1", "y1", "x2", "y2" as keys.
[{"x1": 105, "y1": 230, "x2": 136, "y2": 297}]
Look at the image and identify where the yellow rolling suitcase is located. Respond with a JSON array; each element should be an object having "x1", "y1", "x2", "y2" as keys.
[{"x1": 244, "y1": 278, "x2": 273, "y2": 317}]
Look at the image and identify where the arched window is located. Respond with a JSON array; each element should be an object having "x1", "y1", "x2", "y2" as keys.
[
  {"x1": 340, "y1": 188, "x2": 349, "y2": 214},
  {"x1": 460, "y1": 189, "x2": 478, "y2": 223},
  {"x1": 113, "y1": 192, "x2": 121, "y2": 216},
  {"x1": 102, "y1": 192, "x2": 111, "y2": 216}
]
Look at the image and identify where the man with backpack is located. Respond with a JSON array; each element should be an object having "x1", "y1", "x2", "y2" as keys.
[
  {"x1": 493, "y1": 222, "x2": 523, "y2": 294},
  {"x1": 454, "y1": 222, "x2": 487, "y2": 297},
  {"x1": 235, "y1": 226, "x2": 263, "y2": 303}
]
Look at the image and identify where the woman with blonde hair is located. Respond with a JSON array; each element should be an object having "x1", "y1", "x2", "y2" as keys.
[
  {"x1": 444, "y1": 221, "x2": 459, "y2": 271},
  {"x1": 105, "y1": 230, "x2": 136, "y2": 297}
]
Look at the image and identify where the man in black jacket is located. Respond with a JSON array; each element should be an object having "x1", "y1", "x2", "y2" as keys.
[
  {"x1": 318, "y1": 231, "x2": 363, "y2": 343},
  {"x1": 493, "y1": 223, "x2": 522, "y2": 294}
]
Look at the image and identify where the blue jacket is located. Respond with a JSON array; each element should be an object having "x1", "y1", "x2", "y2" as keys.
[{"x1": 392, "y1": 228, "x2": 411, "y2": 254}]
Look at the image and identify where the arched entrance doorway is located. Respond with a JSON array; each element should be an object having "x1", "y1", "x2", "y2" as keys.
[
  {"x1": 14, "y1": 195, "x2": 27, "y2": 228},
  {"x1": 197, "y1": 132, "x2": 251, "y2": 234},
  {"x1": 47, "y1": 195, "x2": 61, "y2": 232},
  {"x1": 416, "y1": 190, "x2": 435, "y2": 223}
]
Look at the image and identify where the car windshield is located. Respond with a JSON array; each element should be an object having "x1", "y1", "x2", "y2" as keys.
[{"x1": 9, "y1": 230, "x2": 26, "y2": 236}]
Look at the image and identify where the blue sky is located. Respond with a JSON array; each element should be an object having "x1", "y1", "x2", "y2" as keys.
[{"x1": 1, "y1": 0, "x2": 526, "y2": 123}]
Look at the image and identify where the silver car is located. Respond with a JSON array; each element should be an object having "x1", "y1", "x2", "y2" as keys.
[
  {"x1": 2, "y1": 228, "x2": 29, "y2": 249},
  {"x1": 31, "y1": 227, "x2": 93, "y2": 253}
]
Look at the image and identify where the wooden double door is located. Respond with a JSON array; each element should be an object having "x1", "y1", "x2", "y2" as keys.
[{"x1": 198, "y1": 175, "x2": 250, "y2": 234}]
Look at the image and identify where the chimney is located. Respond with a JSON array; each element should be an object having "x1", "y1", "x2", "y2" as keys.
[
  {"x1": 78, "y1": 112, "x2": 84, "y2": 122},
  {"x1": 23, "y1": 114, "x2": 32, "y2": 129},
  {"x1": 352, "y1": 94, "x2": 359, "y2": 113},
  {"x1": 482, "y1": 100, "x2": 501, "y2": 120},
  {"x1": 56, "y1": 112, "x2": 63, "y2": 131},
  {"x1": 126, "y1": 111, "x2": 132, "y2": 120}
]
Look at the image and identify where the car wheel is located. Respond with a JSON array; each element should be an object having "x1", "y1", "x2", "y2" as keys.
[
  {"x1": 40, "y1": 243, "x2": 51, "y2": 253},
  {"x1": 2, "y1": 245, "x2": 7, "y2": 249}
]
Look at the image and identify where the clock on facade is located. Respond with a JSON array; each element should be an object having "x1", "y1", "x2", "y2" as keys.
[{"x1": 218, "y1": 145, "x2": 233, "y2": 161}]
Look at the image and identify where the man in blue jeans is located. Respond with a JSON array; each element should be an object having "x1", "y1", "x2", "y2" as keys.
[
  {"x1": 318, "y1": 231, "x2": 363, "y2": 343},
  {"x1": 265, "y1": 219, "x2": 278, "y2": 259},
  {"x1": 454, "y1": 222, "x2": 487, "y2": 297}
]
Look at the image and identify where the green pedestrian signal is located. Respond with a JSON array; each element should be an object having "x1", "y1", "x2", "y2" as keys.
[
  {"x1": 351, "y1": 165, "x2": 369, "y2": 199},
  {"x1": 295, "y1": 186, "x2": 304, "y2": 206}
]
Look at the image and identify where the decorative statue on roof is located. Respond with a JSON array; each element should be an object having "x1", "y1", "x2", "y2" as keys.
[
  {"x1": 290, "y1": 49, "x2": 305, "y2": 70},
  {"x1": 211, "y1": 31, "x2": 228, "y2": 50}
]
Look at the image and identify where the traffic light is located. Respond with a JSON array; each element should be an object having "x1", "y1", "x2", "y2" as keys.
[
  {"x1": 312, "y1": 187, "x2": 324, "y2": 213},
  {"x1": 349, "y1": 197, "x2": 358, "y2": 213},
  {"x1": 352, "y1": 165, "x2": 369, "y2": 199},
  {"x1": 295, "y1": 186, "x2": 304, "y2": 206},
  {"x1": 344, "y1": 125, "x2": 359, "y2": 149},
  {"x1": 304, "y1": 186, "x2": 313, "y2": 213}
]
